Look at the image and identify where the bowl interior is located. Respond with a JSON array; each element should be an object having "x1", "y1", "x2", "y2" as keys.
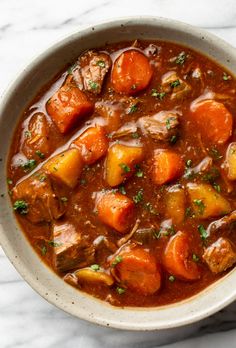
[{"x1": 1, "y1": 17, "x2": 236, "y2": 330}]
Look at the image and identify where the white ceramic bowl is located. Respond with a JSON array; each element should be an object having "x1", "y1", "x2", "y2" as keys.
[{"x1": 1, "y1": 17, "x2": 236, "y2": 331}]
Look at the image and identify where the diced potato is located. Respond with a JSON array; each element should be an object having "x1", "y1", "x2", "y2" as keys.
[
  {"x1": 72, "y1": 126, "x2": 108, "y2": 164},
  {"x1": 74, "y1": 268, "x2": 114, "y2": 286},
  {"x1": 105, "y1": 143, "x2": 144, "y2": 186},
  {"x1": 43, "y1": 149, "x2": 83, "y2": 188},
  {"x1": 225, "y1": 142, "x2": 236, "y2": 180},
  {"x1": 165, "y1": 185, "x2": 185, "y2": 224},
  {"x1": 187, "y1": 183, "x2": 231, "y2": 219}
]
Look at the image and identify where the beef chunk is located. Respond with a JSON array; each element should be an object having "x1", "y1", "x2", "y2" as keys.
[
  {"x1": 52, "y1": 222, "x2": 95, "y2": 272},
  {"x1": 203, "y1": 237, "x2": 236, "y2": 274},
  {"x1": 12, "y1": 172, "x2": 67, "y2": 223},
  {"x1": 161, "y1": 71, "x2": 191, "y2": 100},
  {"x1": 138, "y1": 110, "x2": 179, "y2": 141},
  {"x1": 22, "y1": 113, "x2": 50, "y2": 159},
  {"x1": 72, "y1": 50, "x2": 111, "y2": 94}
]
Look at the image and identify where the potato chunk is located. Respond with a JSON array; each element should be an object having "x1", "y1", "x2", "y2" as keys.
[
  {"x1": 105, "y1": 143, "x2": 144, "y2": 186},
  {"x1": 74, "y1": 268, "x2": 114, "y2": 286},
  {"x1": 165, "y1": 185, "x2": 185, "y2": 224},
  {"x1": 225, "y1": 142, "x2": 236, "y2": 180},
  {"x1": 187, "y1": 183, "x2": 231, "y2": 219},
  {"x1": 203, "y1": 237, "x2": 236, "y2": 273},
  {"x1": 43, "y1": 149, "x2": 83, "y2": 188}
]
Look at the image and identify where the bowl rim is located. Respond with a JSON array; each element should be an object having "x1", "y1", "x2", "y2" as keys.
[{"x1": 1, "y1": 16, "x2": 236, "y2": 331}]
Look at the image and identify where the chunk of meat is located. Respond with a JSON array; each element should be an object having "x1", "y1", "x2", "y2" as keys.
[
  {"x1": 190, "y1": 100, "x2": 233, "y2": 144},
  {"x1": 72, "y1": 126, "x2": 108, "y2": 164},
  {"x1": 163, "y1": 231, "x2": 201, "y2": 281},
  {"x1": 138, "y1": 111, "x2": 179, "y2": 141},
  {"x1": 203, "y1": 237, "x2": 236, "y2": 274},
  {"x1": 152, "y1": 149, "x2": 184, "y2": 185},
  {"x1": 52, "y1": 222, "x2": 95, "y2": 272},
  {"x1": 22, "y1": 113, "x2": 50, "y2": 159},
  {"x1": 72, "y1": 50, "x2": 112, "y2": 94},
  {"x1": 96, "y1": 191, "x2": 135, "y2": 233},
  {"x1": 111, "y1": 50, "x2": 153, "y2": 95},
  {"x1": 110, "y1": 244, "x2": 161, "y2": 295},
  {"x1": 46, "y1": 82, "x2": 94, "y2": 134},
  {"x1": 12, "y1": 172, "x2": 67, "y2": 223},
  {"x1": 161, "y1": 71, "x2": 191, "y2": 100},
  {"x1": 95, "y1": 101, "x2": 123, "y2": 132}
]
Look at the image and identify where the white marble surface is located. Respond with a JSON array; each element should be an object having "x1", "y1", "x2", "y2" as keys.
[{"x1": 1, "y1": 0, "x2": 236, "y2": 347}]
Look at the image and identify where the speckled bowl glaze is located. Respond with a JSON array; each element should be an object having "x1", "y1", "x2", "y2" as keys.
[{"x1": 1, "y1": 17, "x2": 236, "y2": 330}]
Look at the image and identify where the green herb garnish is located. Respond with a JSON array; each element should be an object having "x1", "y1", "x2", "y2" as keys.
[
  {"x1": 119, "y1": 163, "x2": 131, "y2": 173},
  {"x1": 169, "y1": 275, "x2": 175, "y2": 282},
  {"x1": 90, "y1": 264, "x2": 100, "y2": 271},
  {"x1": 192, "y1": 254, "x2": 200, "y2": 262},
  {"x1": 209, "y1": 147, "x2": 223, "y2": 160},
  {"x1": 170, "y1": 80, "x2": 180, "y2": 88},
  {"x1": 7, "y1": 178, "x2": 13, "y2": 185},
  {"x1": 13, "y1": 200, "x2": 28, "y2": 215},
  {"x1": 24, "y1": 130, "x2": 31, "y2": 138},
  {"x1": 116, "y1": 287, "x2": 126, "y2": 295},
  {"x1": 35, "y1": 150, "x2": 45, "y2": 159},
  {"x1": 131, "y1": 132, "x2": 140, "y2": 139},
  {"x1": 175, "y1": 51, "x2": 186, "y2": 65},
  {"x1": 60, "y1": 197, "x2": 68, "y2": 203},
  {"x1": 186, "y1": 159, "x2": 192, "y2": 167},
  {"x1": 89, "y1": 80, "x2": 99, "y2": 90},
  {"x1": 223, "y1": 72, "x2": 230, "y2": 81},
  {"x1": 96, "y1": 60, "x2": 105, "y2": 68},
  {"x1": 21, "y1": 159, "x2": 37, "y2": 172},
  {"x1": 41, "y1": 246, "x2": 47, "y2": 256},
  {"x1": 193, "y1": 199, "x2": 205, "y2": 215},
  {"x1": 128, "y1": 103, "x2": 138, "y2": 114},
  {"x1": 169, "y1": 135, "x2": 178, "y2": 145},
  {"x1": 151, "y1": 89, "x2": 166, "y2": 100},
  {"x1": 48, "y1": 241, "x2": 62, "y2": 247},
  {"x1": 198, "y1": 224, "x2": 208, "y2": 241},
  {"x1": 133, "y1": 189, "x2": 144, "y2": 204},
  {"x1": 119, "y1": 186, "x2": 126, "y2": 195},
  {"x1": 111, "y1": 256, "x2": 123, "y2": 267}
]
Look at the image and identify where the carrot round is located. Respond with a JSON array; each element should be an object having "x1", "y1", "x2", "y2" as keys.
[
  {"x1": 111, "y1": 50, "x2": 153, "y2": 95},
  {"x1": 73, "y1": 126, "x2": 108, "y2": 164},
  {"x1": 163, "y1": 231, "x2": 200, "y2": 281},
  {"x1": 96, "y1": 192, "x2": 134, "y2": 233},
  {"x1": 152, "y1": 149, "x2": 184, "y2": 185},
  {"x1": 46, "y1": 84, "x2": 94, "y2": 134},
  {"x1": 190, "y1": 100, "x2": 233, "y2": 144},
  {"x1": 111, "y1": 245, "x2": 161, "y2": 295}
]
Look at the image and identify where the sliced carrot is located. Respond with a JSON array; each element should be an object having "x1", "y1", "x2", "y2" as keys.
[
  {"x1": 111, "y1": 245, "x2": 161, "y2": 295},
  {"x1": 163, "y1": 231, "x2": 200, "y2": 281},
  {"x1": 190, "y1": 100, "x2": 233, "y2": 144},
  {"x1": 46, "y1": 84, "x2": 94, "y2": 134},
  {"x1": 152, "y1": 149, "x2": 184, "y2": 185},
  {"x1": 111, "y1": 50, "x2": 153, "y2": 95},
  {"x1": 72, "y1": 126, "x2": 108, "y2": 164},
  {"x1": 96, "y1": 192, "x2": 134, "y2": 233}
]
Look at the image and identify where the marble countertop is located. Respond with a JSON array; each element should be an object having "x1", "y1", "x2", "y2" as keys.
[{"x1": 1, "y1": 0, "x2": 236, "y2": 347}]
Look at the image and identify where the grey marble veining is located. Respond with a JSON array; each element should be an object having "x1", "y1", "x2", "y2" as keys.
[{"x1": 1, "y1": 0, "x2": 236, "y2": 347}]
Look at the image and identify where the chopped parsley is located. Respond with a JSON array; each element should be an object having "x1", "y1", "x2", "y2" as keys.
[
  {"x1": 185, "y1": 206, "x2": 194, "y2": 218},
  {"x1": 209, "y1": 147, "x2": 223, "y2": 160},
  {"x1": 39, "y1": 174, "x2": 47, "y2": 182},
  {"x1": 60, "y1": 197, "x2": 68, "y2": 203},
  {"x1": 213, "y1": 183, "x2": 221, "y2": 193},
  {"x1": 119, "y1": 163, "x2": 131, "y2": 173},
  {"x1": 35, "y1": 150, "x2": 45, "y2": 159},
  {"x1": 135, "y1": 166, "x2": 143, "y2": 178},
  {"x1": 96, "y1": 60, "x2": 105, "y2": 68},
  {"x1": 198, "y1": 224, "x2": 208, "y2": 241},
  {"x1": 41, "y1": 246, "x2": 47, "y2": 256},
  {"x1": 118, "y1": 186, "x2": 126, "y2": 195},
  {"x1": 133, "y1": 189, "x2": 144, "y2": 204},
  {"x1": 21, "y1": 159, "x2": 37, "y2": 172},
  {"x1": 169, "y1": 275, "x2": 175, "y2": 282},
  {"x1": 128, "y1": 103, "x2": 138, "y2": 114},
  {"x1": 192, "y1": 254, "x2": 200, "y2": 262},
  {"x1": 7, "y1": 178, "x2": 13, "y2": 185},
  {"x1": 185, "y1": 159, "x2": 192, "y2": 168},
  {"x1": 151, "y1": 89, "x2": 166, "y2": 100},
  {"x1": 131, "y1": 132, "x2": 140, "y2": 139},
  {"x1": 170, "y1": 79, "x2": 180, "y2": 88},
  {"x1": 175, "y1": 51, "x2": 186, "y2": 65},
  {"x1": 223, "y1": 72, "x2": 230, "y2": 81},
  {"x1": 116, "y1": 287, "x2": 126, "y2": 295},
  {"x1": 193, "y1": 199, "x2": 205, "y2": 215},
  {"x1": 13, "y1": 200, "x2": 28, "y2": 215},
  {"x1": 90, "y1": 264, "x2": 100, "y2": 271},
  {"x1": 144, "y1": 202, "x2": 159, "y2": 215},
  {"x1": 89, "y1": 80, "x2": 99, "y2": 90},
  {"x1": 48, "y1": 241, "x2": 62, "y2": 247},
  {"x1": 169, "y1": 135, "x2": 178, "y2": 145},
  {"x1": 24, "y1": 130, "x2": 31, "y2": 138},
  {"x1": 166, "y1": 118, "x2": 171, "y2": 130},
  {"x1": 111, "y1": 255, "x2": 123, "y2": 267},
  {"x1": 131, "y1": 84, "x2": 137, "y2": 90}
]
